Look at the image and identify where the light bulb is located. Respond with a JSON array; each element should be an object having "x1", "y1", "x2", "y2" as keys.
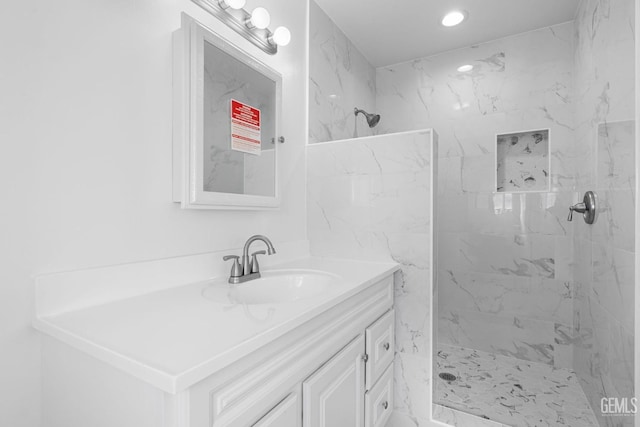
[
  {"x1": 442, "y1": 10, "x2": 466, "y2": 27},
  {"x1": 457, "y1": 64, "x2": 473, "y2": 73},
  {"x1": 219, "y1": 0, "x2": 246, "y2": 9},
  {"x1": 250, "y1": 7, "x2": 271, "y2": 29},
  {"x1": 272, "y1": 26, "x2": 291, "y2": 46}
]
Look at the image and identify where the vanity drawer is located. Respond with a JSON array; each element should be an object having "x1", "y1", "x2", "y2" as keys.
[
  {"x1": 365, "y1": 364, "x2": 393, "y2": 427},
  {"x1": 365, "y1": 308, "x2": 394, "y2": 389}
]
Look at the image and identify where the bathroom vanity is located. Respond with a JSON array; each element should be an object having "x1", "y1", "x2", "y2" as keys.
[{"x1": 34, "y1": 252, "x2": 398, "y2": 427}]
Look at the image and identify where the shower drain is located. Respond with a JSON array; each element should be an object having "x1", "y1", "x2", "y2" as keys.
[{"x1": 439, "y1": 372, "x2": 458, "y2": 382}]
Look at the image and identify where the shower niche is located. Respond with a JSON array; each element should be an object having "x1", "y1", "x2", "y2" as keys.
[{"x1": 496, "y1": 129, "x2": 550, "y2": 192}]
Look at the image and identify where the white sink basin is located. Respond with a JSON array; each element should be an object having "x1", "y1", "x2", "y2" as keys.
[{"x1": 202, "y1": 269, "x2": 343, "y2": 304}]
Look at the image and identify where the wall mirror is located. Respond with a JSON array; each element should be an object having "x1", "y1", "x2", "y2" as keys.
[{"x1": 173, "y1": 13, "x2": 282, "y2": 209}]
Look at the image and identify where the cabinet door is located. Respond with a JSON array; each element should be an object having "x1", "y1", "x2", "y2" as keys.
[
  {"x1": 302, "y1": 335, "x2": 365, "y2": 427},
  {"x1": 253, "y1": 392, "x2": 301, "y2": 427}
]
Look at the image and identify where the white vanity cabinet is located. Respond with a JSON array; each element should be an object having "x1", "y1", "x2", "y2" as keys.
[
  {"x1": 35, "y1": 256, "x2": 399, "y2": 427},
  {"x1": 187, "y1": 275, "x2": 395, "y2": 427},
  {"x1": 254, "y1": 391, "x2": 302, "y2": 427},
  {"x1": 302, "y1": 309, "x2": 395, "y2": 427}
]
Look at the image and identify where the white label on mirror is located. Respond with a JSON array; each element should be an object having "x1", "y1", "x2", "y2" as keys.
[{"x1": 230, "y1": 99, "x2": 262, "y2": 156}]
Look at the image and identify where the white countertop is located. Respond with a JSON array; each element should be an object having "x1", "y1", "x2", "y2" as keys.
[{"x1": 34, "y1": 257, "x2": 398, "y2": 394}]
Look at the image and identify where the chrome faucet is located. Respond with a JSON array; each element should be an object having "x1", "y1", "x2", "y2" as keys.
[{"x1": 223, "y1": 235, "x2": 276, "y2": 284}]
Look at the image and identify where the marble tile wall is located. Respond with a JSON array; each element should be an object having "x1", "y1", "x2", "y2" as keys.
[
  {"x1": 375, "y1": 23, "x2": 578, "y2": 369},
  {"x1": 308, "y1": 0, "x2": 377, "y2": 143},
  {"x1": 306, "y1": 130, "x2": 437, "y2": 426},
  {"x1": 572, "y1": 1, "x2": 636, "y2": 425}
]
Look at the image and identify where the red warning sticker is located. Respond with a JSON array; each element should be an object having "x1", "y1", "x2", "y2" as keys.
[{"x1": 230, "y1": 99, "x2": 261, "y2": 155}]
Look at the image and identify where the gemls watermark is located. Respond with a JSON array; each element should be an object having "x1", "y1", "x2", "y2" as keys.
[{"x1": 601, "y1": 397, "x2": 638, "y2": 416}]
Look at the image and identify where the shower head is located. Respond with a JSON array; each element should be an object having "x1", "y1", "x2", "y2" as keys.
[{"x1": 354, "y1": 108, "x2": 381, "y2": 128}]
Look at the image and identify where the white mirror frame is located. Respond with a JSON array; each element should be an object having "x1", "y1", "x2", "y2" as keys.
[{"x1": 172, "y1": 13, "x2": 282, "y2": 210}]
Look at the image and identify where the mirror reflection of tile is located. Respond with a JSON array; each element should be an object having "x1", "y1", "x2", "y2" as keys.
[
  {"x1": 496, "y1": 129, "x2": 549, "y2": 192},
  {"x1": 203, "y1": 40, "x2": 277, "y2": 197}
]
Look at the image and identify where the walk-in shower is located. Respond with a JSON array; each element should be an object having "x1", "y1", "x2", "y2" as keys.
[
  {"x1": 309, "y1": 0, "x2": 636, "y2": 425},
  {"x1": 432, "y1": 1, "x2": 636, "y2": 424}
]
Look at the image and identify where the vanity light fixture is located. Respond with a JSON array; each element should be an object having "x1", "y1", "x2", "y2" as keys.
[
  {"x1": 219, "y1": 0, "x2": 245, "y2": 9},
  {"x1": 271, "y1": 26, "x2": 291, "y2": 47},
  {"x1": 248, "y1": 7, "x2": 271, "y2": 29},
  {"x1": 191, "y1": 0, "x2": 291, "y2": 54},
  {"x1": 442, "y1": 10, "x2": 467, "y2": 27},
  {"x1": 457, "y1": 64, "x2": 473, "y2": 73}
]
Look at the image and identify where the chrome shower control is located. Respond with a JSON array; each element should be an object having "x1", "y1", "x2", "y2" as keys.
[{"x1": 568, "y1": 191, "x2": 597, "y2": 224}]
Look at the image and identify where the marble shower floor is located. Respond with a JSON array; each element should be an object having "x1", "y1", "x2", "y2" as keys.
[{"x1": 435, "y1": 344, "x2": 598, "y2": 427}]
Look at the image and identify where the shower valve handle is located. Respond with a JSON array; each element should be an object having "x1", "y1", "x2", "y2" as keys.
[
  {"x1": 567, "y1": 191, "x2": 597, "y2": 224},
  {"x1": 567, "y1": 203, "x2": 586, "y2": 221}
]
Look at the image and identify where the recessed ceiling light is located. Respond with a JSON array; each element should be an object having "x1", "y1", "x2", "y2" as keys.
[
  {"x1": 457, "y1": 64, "x2": 474, "y2": 72},
  {"x1": 442, "y1": 10, "x2": 466, "y2": 27}
]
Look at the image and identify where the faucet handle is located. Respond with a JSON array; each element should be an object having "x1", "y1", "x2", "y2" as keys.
[
  {"x1": 223, "y1": 255, "x2": 242, "y2": 280},
  {"x1": 250, "y1": 250, "x2": 266, "y2": 274}
]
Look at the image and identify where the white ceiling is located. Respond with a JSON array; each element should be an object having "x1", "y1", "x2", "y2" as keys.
[{"x1": 313, "y1": 0, "x2": 581, "y2": 67}]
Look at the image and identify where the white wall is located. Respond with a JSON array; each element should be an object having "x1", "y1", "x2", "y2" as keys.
[{"x1": 0, "y1": 0, "x2": 308, "y2": 425}]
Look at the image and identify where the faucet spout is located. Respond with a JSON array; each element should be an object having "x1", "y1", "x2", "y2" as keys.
[{"x1": 241, "y1": 235, "x2": 276, "y2": 275}]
